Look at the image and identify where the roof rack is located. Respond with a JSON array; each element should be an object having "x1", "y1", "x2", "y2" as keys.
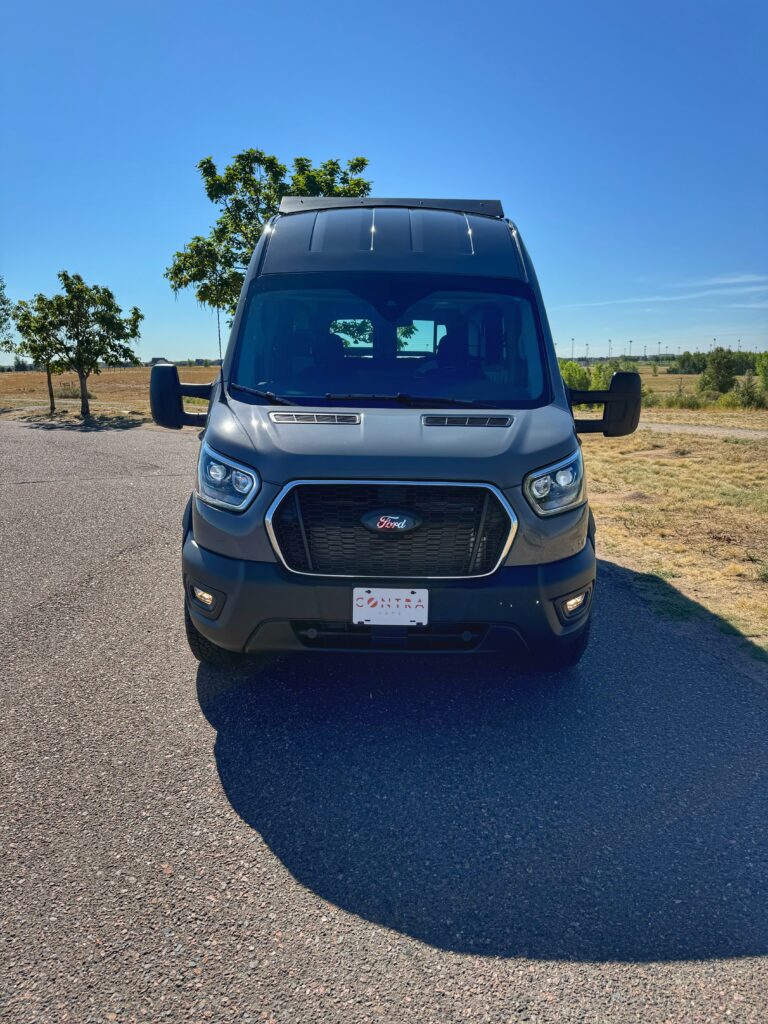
[{"x1": 278, "y1": 196, "x2": 505, "y2": 218}]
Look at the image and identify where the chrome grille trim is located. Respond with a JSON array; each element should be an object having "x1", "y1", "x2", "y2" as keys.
[{"x1": 265, "y1": 479, "x2": 518, "y2": 579}]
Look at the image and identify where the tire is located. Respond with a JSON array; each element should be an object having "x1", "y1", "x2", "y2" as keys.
[
  {"x1": 535, "y1": 620, "x2": 591, "y2": 672},
  {"x1": 184, "y1": 602, "x2": 245, "y2": 667}
]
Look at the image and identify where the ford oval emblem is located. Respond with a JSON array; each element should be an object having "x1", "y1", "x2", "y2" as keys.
[{"x1": 360, "y1": 510, "x2": 423, "y2": 534}]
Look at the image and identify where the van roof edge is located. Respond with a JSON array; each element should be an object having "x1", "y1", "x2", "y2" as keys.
[{"x1": 278, "y1": 196, "x2": 505, "y2": 218}]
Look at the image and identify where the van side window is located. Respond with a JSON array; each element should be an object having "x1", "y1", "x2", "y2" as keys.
[{"x1": 331, "y1": 319, "x2": 374, "y2": 350}]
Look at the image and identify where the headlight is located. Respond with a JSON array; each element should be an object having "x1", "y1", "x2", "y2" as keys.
[
  {"x1": 197, "y1": 443, "x2": 261, "y2": 511},
  {"x1": 524, "y1": 449, "x2": 586, "y2": 516}
]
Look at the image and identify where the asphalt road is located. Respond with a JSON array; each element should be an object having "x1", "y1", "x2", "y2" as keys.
[{"x1": 2, "y1": 418, "x2": 767, "y2": 1023}]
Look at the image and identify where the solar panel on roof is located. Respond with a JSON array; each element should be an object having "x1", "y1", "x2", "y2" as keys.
[{"x1": 279, "y1": 196, "x2": 505, "y2": 218}]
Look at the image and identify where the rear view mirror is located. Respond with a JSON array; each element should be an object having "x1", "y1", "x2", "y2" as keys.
[
  {"x1": 150, "y1": 364, "x2": 213, "y2": 429},
  {"x1": 569, "y1": 371, "x2": 641, "y2": 437}
]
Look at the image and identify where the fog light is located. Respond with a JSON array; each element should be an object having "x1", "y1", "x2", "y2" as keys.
[
  {"x1": 192, "y1": 586, "x2": 214, "y2": 607},
  {"x1": 563, "y1": 592, "x2": 587, "y2": 616}
]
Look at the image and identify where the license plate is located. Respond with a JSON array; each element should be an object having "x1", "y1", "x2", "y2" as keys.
[{"x1": 352, "y1": 587, "x2": 429, "y2": 626}]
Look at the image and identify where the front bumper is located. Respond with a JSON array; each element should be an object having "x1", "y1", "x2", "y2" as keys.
[{"x1": 183, "y1": 533, "x2": 596, "y2": 654}]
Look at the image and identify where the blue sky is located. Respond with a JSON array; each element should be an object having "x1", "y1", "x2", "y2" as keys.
[{"x1": 2, "y1": 0, "x2": 766, "y2": 361}]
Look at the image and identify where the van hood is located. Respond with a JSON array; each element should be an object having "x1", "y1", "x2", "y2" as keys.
[{"x1": 208, "y1": 398, "x2": 578, "y2": 491}]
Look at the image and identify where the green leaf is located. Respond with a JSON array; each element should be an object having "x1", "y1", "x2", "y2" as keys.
[{"x1": 165, "y1": 149, "x2": 373, "y2": 317}]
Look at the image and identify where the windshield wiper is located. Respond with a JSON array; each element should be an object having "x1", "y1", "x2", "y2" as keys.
[
  {"x1": 229, "y1": 383, "x2": 294, "y2": 406},
  {"x1": 324, "y1": 393, "x2": 482, "y2": 407}
]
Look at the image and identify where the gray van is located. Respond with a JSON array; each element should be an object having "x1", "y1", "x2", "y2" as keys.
[{"x1": 151, "y1": 197, "x2": 640, "y2": 670}]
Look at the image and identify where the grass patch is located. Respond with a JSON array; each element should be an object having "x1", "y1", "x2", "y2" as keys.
[
  {"x1": 585, "y1": 428, "x2": 768, "y2": 654},
  {"x1": 56, "y1": 384, "x2": 93, "y2": 399}
]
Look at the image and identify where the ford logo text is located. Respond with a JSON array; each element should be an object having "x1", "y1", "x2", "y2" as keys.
[{"x1": 360, "y1": 510, "x2": 423, "y2": 534}]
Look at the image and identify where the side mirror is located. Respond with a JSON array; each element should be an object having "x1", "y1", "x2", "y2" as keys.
[
  {"x1": 569, "y1": 371, "x2": 641, "y2": 437},
  {"x1": 150, "y1": 364, "x2": 213, "y2": 429}
]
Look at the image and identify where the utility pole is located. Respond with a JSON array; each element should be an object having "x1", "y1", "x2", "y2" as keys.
[
  {"x1": 585, "y1": 343, "x2": 590, "y2": 364},
  {"x1": 571, "y1": 337, "x2": 575, "y2": 360},
  {"x1": 629, "y1": 339, "x2": 633, "y2": 359},
  {"x1": 608, "y1": 338, "x2": 612, "y2": 359},
  {"x1": 643, "y1": 344, "x2": 647, "y2": 360},
  {"x1": 738, "y1": 339, "x2": 741, "y2": 352},
  {"x1": 658, "y1": 340, "x2": 661, "y2": 360}
]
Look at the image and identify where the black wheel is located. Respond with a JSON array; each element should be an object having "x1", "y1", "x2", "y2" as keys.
[
  {"x1": 535, "y1": 620, "x2": 591, "y2": 671},
  {"x1": 184, "y1": 602, "x2": 245, "y2": 667}
]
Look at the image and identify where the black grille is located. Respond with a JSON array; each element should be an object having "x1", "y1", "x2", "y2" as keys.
[{"x1": 269, "y1": 483, "x2": 513, "y2": 577}]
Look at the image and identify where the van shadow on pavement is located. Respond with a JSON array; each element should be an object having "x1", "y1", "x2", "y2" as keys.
[
  {"x1": 196, "y1": 560, "x2": 768, "y2": 962},
  {"x1": 19, "y1": 412, "x2": 147, "y2": 431}
]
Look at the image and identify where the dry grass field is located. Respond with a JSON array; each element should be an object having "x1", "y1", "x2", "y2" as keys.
[
  {"x1": 0, "y1": 365, "x2": 216, "y2": 418},
  {"x1": 584, "y1": 430, "x2": 768, "y2": 656},
  {"x1": 2, "y1": 364, "x2": 767, "y2": 655},
  {"x1": 637, "y1": 364, "x2": 702, "y2": 395}
]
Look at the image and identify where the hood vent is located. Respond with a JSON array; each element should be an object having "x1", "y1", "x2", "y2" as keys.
[
  {"x1": 422, "y1": 414, "x2": 513, "y2": 427},
  {"x1": 270, "y1": 411, "x2": 361, "y2": 425}
]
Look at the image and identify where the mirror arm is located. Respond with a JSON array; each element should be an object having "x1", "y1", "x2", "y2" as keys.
[
  {"x1": 178, "y1": 381, "x2": 212, "y2": 427},
  {"x1": 150, "y1": 363, "x2": 214, "y2": 429},
  {"x1": 571, "y1": 416, "x2": 605, "y2": 433},
  {"x1": 179, "y1": 382, "x2": 213, "y2": 399},
  {"x1": 570, "y1": 389, "x2": 611, "y2": 405},
  {"x1": 569, "y1": 388, "x2": 610, "y2": 433}
]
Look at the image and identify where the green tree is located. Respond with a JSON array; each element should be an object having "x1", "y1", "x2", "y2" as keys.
[
  {"x1": 733, "y1": 370, "x2": 765, "y2": 409},
  {"x1": 699, "y1": 346, "x2": 736, "y2": 394},
  {"x1": 731, "y1": 350, "x2": 756, "y2": 375},
  {"x1": 166, "y1": 150, "x2": 372, "y2": 317},
  {"x1": 13, "y1": 293, "x2": 65, "y2": 414},
  {"x1": 669, "y1": 350, "x2": 707, "y2": 374},
  {"x1": 559, "y1": 360, "x2": 591, "y2": 391},
  {"x1": 756, "y1": 351, "x2": 768, "y2": 389},
  {"x1": 54, "y1": 272, "x2": 143, "y2": 417},
  {"x1": 331, "y1": 319, "x2": 417, "y2": 349},
  {"x1": 0, "y1": 275, "x2": 12, "y2": 354},
  {"x1": 589, "y1": 362, "x2": 612, "y2": 390}
]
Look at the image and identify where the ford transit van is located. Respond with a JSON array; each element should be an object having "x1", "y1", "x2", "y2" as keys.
[{"x1": 151, "y1": 197, "x2": 640, "y2": 670}]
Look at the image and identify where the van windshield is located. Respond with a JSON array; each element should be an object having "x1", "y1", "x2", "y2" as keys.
[{"x1": 230, "y1": 273, "x2": 550, "y2": 408}]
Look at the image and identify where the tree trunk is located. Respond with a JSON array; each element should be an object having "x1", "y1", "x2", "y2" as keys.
[
  {"x1": 46, "y1": 364, "x2": 55, "y2": 415},
  {"x1": 77, "y1": 369, "x2": 90, "y2": 418}
]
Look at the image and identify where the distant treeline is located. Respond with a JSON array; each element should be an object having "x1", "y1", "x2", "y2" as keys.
[
  {"x1": 1, "y1": 357, "x2": 223, "y2": 371},
  {"x1": 559, "y1": 349, "x2": 768, "y2": 410},
  {"x1": 557, "y1": 350, "x2": 762, "y2": 375}
]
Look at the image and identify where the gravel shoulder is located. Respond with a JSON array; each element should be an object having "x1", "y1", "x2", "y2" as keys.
[{"x1": 2, "y1": 419, "x2": 767, "y2": 1024}]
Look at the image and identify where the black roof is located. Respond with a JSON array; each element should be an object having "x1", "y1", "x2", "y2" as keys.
[
  {"x1": 279, "y1": 196, "x2": 504, "y2": 218},
  {"x1": 263, "y1": 203, "x2": 523, "y2": 279}
]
